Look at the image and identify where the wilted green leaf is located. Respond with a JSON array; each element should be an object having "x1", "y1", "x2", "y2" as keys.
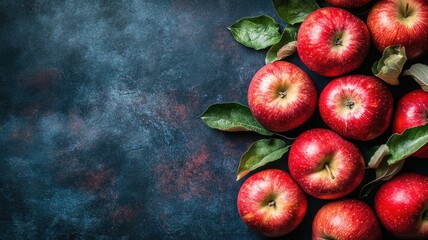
[
  {"x1": 227, "y1": 15, "x2": 281, "y2": 50},
  {"x1": 236, "y1": 138, "x2": 289, "y2": 180},
  {"x1": 372, "y1": 45, "x2": 407, "y2": 85},
  {"x1": 265, "y1": 24, "x2": 299, "y2": 64},
  {"x1": 402, "y1": 63, "x2": 428, "y2": 92},
  {"x1": 273, "y1": 0, "x2": 319, "y2": 25},
  {"x1": 199, "y1": 102, "x2": 274, "y2": 136}
]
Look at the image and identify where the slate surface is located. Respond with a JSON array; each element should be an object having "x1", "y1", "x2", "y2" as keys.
[{"x1": 1, "y1": 1, "x2": 427, "y2": 239}]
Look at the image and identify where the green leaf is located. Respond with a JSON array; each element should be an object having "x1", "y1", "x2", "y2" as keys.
[
  {"x1": 402, "y1": 63, "x2": 428, "y2": 92},
  {"x1": 227, "y1": 15, "x2": 281, "y2": 50},
  {"x1": 372, "y1": 45, "x2": 407, "y2": 85},
  {"x1": 360, "y1": 124, "x2": 428, "y2": 197},
  {"x1": 265, "y1": 24, "x2": 299, "y2": 64},
  {"x1": 273, "y1": 0, "x2": 320, "y2": 25},
  {"x1": 365, "y1": 124, "x2": 428, "y2": 166},
  {"x1": 199, "y1": 102, "x2": 274, "y2": 136},
  {"x1": 385, "y1": 124, "x2": 428, "y2": 164},
  {"x1": 236, "y1": 138, "x2": 289, "y2": 181}
]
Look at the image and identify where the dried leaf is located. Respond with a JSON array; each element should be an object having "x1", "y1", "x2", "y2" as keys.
[
  {"x1": 265, "y1": 24, "x2": 299, "y2": 63},
  {"x1": 277, "y1": 41, "x2": 297, "y2": 60},
  {"x1": 372, "y1": 45, "x2": 407, "y2": 85},
  {"x1": 402, "y1": 63, "x2": 428, "y2": 92},
  {"x1": 367, "y1": 144, "x2": 390, "y2": 169}
]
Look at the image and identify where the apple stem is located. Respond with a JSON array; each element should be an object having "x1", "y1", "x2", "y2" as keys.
[
  {"x1": 325, "y1": 164, "x2": 335, "y2": 180},
  {"x1": 405, "y1": 3, "x2": 410, "y2": 18},
  {"x1": 268, "y1": 200, "x2": 276, "y2": 207}
]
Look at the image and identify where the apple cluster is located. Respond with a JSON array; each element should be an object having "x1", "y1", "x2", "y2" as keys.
[{"x1": 238, "y1": 0, "x2": 428, "y2": 239}]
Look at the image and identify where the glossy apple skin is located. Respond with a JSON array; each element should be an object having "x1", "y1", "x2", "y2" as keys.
[
  {"x1": 319, "y1": 74, "x2": 394, "y2": 141},
  {"x1": 325, "y1": 0, "x2": 373, "y2": 9},
  {"x1": 312, "y1": 199, "x2": 382, "y2": 240},
  {"x1": 297, "y1": 7, "x2": 370, "y2": 77},
  {"x1": 375, "y1": 173, "x2": 428, "y2": 239},
  {"x1": 237, "y1": 169, "x2": 307, "y2": 237},
  {"x1": 392, "y1": 89, "x2": 428, "y2": 158},
  {"x1": 367, "y1": 0, "x2": 428, "y2": 59},
  {"x1": 288, "y1": 128, "x2": 365, "y2": 200},
  {"x1": 247, "y1": 61, "x2": 317, "y2": 132}
]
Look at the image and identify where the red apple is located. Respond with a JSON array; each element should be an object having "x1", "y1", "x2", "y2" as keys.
[
  {"x1": 296, "y1": 7, "x2": 370, "y2": 77},
  {"x1": 319, "y1": 74, "x2": 394, "y2": 141},
  {"x1": 325, "y1": 0, "x2": 373, "y2": 9},
  {"x1": 375, "y1": 172, "x2": 428, "y2": 239},
  {"x1": 237, "y1": 169, "x2": 307, "y2": 237},
  {"x1": 288, "y1": 128, "x2": 365, "y2": 200},
  {"x1": 367, "y1": 0, "x2": 428, "y2": 59},
  {"x1": 392, "y1": 89, "x2": 428, "y2": 158},
  {"x1": 312, "y1": 199, "x2": 382, "y2": 240},
  {"x1": 247, "y1": 61, "x2": 317, "y2": 132}
]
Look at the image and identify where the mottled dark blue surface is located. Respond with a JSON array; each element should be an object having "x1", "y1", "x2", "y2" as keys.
[{"x1": 1, "y1": 1, "x2": 427, "y2": 239}]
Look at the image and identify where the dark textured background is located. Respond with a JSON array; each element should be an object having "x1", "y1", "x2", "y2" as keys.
[{"x1": 0, "y1": 1, "x2": 427, "y2": 239}]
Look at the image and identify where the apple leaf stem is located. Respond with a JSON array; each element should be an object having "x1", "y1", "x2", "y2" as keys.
[
  {"x1": 324, "y1": 164, "x2": 335, "y2": 180},
  {"x1": 273, "y1": 132, "x2": 296, "y2": 141}
]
